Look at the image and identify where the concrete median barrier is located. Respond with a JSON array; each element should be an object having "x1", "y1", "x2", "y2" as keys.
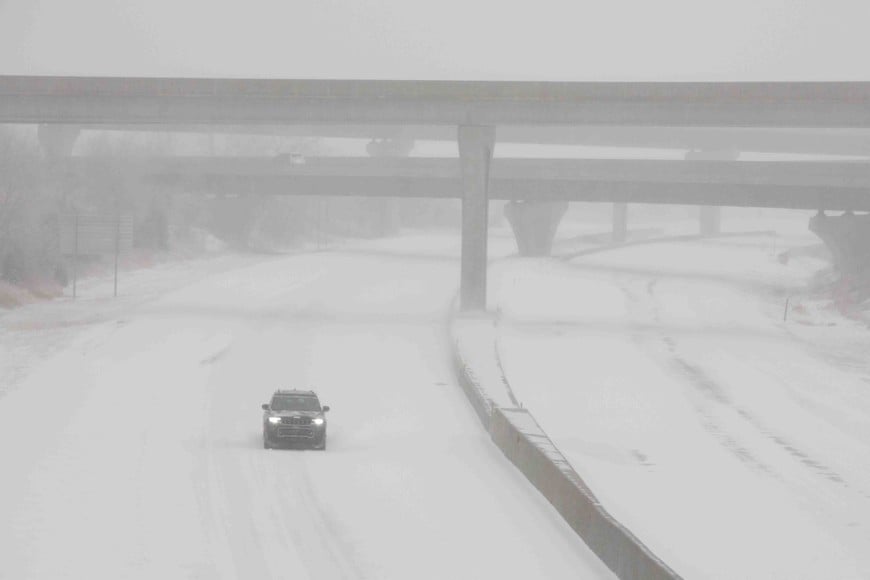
[{"x1": 451, "y1": 314, "x2": 681, "y2": 580}]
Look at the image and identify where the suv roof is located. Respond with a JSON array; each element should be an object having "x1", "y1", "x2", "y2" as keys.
[{"x1": 273, "y1": 389, "x2": 318, "y2": 397}]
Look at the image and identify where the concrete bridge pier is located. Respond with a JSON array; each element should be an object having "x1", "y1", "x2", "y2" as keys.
[
  {"x1": 38, "y1": 124, "x2": 80, "y2": 161},
  {"x1": 35, "y1": 125, "x2": 81, "y2": 286},
  {"x1": 686, "y1": 149, "x2": 736, "y2": 236},
  {"x1": 38, "y1": 124, "x2": 80, "y2": 206},
  {"x1": 809, "y1": 210, "x2": 870, "y2": 282},
  {"x1": 504, "y1": 200, "x2": 569, "y2": 256},
  {"x1": 365, "y1": 137, "x2": 414, "y2": 236},
  {"x1": 699, "y1": 206, "x2": 721, "y2": 236},
  {"x1": 458, "y1": 125, "x2": 495, "y2": 311},
  {"x1": 612, "y1": 202, "x2": 628, "y2": 242}
]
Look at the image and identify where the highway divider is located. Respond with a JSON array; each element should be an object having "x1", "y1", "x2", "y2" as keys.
[{"x1": 450, "y1": 313, "x2": 681, "y2": 580}]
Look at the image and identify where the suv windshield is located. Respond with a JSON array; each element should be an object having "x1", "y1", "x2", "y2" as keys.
[{"x1": 270, "y1": 395, "x2": 321, "y2": 412}]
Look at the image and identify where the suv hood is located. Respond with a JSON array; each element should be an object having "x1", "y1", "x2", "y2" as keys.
[{"x1": 270, "y1": 410, "x2": 322, "y2": 418}]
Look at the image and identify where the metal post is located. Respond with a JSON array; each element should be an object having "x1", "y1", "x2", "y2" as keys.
[
  {"x1": 114, "y1": 209, "x2": 120, "y2": 298},
  {"x1": 72, "y1": 211, "x2": 78, "y2": 299},
  {"x1": 458, "y1": 125, "x2": 496, "y2": 311},
  {"x1": 318, "y1": 197, "x2": 325, "y2": 250},
  {"x1": 324, "y1": 197, "x2": 330, "y2": 249}
]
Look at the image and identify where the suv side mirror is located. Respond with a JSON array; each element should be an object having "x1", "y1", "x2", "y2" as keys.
[
  {"x1": 261, "y1": 403, "x2": 270, "y2": 411},
  {"x1": 322, "y1": 405, "x2": 330, "y2": 413}
]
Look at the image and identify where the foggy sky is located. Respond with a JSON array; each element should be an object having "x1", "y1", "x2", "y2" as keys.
[{"x1": 0, "y1": 0, "x2": 869, "y2": 81}]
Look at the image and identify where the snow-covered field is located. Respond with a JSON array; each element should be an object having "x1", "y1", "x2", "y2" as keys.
[
  {"x1": 491, "y1": 215, "x2": 870, "y2": 579},
  {"x1": 0, "y1": 236, "x2": 612, "y2": 580}
]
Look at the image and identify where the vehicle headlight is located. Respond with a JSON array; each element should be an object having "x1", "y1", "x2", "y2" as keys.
[
  {"x1": 313, "y1": 417, "x2": 324, "y2": 426},
  {"x1": 268, "y1": 416, "x2": 282, "y2": 424}
]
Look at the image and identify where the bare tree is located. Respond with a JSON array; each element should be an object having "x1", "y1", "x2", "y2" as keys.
[{"x1": 0, "y1": 127, "x2": 45, "y2": 283}]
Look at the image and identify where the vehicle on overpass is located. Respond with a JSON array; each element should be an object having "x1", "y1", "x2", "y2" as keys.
[{"x1": 261, "y1": 389, "x2": 330, "y2": 450}]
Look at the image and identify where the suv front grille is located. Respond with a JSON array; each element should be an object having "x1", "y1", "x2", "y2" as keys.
[{"x1": 277, "y1": 427, "x2": 314, "y2": 438}]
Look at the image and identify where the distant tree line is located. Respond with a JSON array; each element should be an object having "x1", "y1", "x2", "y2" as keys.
[
  {"x1": 0, "y1": 127, "x2": 459, "y2": 295},
  {"x1": 0, "y1": 128, "x2": 57, "y2": 287}
]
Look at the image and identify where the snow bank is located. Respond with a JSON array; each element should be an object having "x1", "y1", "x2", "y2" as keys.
[{"x1": 449, "y1": 314, "x2": 518, "y2": 427}]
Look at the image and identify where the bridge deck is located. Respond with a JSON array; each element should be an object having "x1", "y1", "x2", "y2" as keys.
[{"x1": 2, "y1": 76, "x2": 870, "y2": 127}]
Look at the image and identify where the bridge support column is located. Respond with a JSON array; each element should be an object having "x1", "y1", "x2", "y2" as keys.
[
  {"x1": 699, "y1": 206, "x2": 721, "y2": 236},
  {"x1": 458, "y1": 126, "x2": 495, "y2": 311},
  {"x1": 504, "y1": 200, "x2": 568, "y2": 256},
  {"x1": 686, "y1": 149, "x2": 735, "y2": 236},
  {"x1": 38, "y1": 124, "x2": 80, "y2": 206},
  {"x1": 809, "y1": 210, "x2": 870, "y2": 282},
  {"x1": 365, "y1": 138, "x2": 414, "y2": 236},
  {"x1": 612, "y1": 202, "x2": 628, "y2": 243},
  {"x1": 33, "y1": 125, "x2": 80, "y2": 289},
  {"x1": 38, "y1": 124, "x2": 80, "y2": 161}
]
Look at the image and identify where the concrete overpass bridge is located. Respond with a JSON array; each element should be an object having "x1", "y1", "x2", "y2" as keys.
[
  {"x1": 66, "y1": 125, "x2": 870, "y2": 157},
  {"x1": 63, "y1": 156, "x2": 870, "y2": 211},
  {"x1": 3, "y1": 76, "x2": 870, "y2": 308},
  {"x1": 4, "y1": 76, "x2": 870, "y2": 126},
  {"x1": 61, "y1": 155, "x2": 870, "y2": 272}
]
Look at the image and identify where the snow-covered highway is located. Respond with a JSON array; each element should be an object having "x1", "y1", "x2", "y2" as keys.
[
  {"x1": 0, "y1": 242, "x2": 613, "y2": 579},
  {"x1": 492, "y1": 221, "x2": 870, "y2": 579}
]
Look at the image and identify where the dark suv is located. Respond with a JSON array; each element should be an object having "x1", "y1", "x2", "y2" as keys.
[{"x1": 261, "y1": 390, "x2": 329, "y2": 450}]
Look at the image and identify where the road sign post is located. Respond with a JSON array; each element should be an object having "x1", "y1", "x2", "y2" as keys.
[
  {"x1": 114, "y1": 209, "x2": 120, "y2": 297},
  {"x1": 60, "y1": 211, "x2": 133, "y2": 298},
  {"x1": 72, "y1": 211, "x2": 79, "y2": 299}
]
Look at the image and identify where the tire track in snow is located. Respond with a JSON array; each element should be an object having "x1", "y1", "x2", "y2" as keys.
[
  {"x1": 267, "y1": 455, "x2": 364, "y2": 580},
  {"x1": 624, "y1": 274, "x2": 852, "y2": 490},
  {"x1": 618, "y1": 277, "x2": 776, "y2": 476},
  {"x1": 199, "y1": 287, "x2": 363, "y2": 580}
]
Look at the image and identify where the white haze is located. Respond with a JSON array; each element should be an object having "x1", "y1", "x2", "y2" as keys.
[
  {"x1": 2, "y1": 3, "x2": 870, "y2": 580},
  {"x1": 0, "y1": 0, "x2": 869, "y2": 80}
]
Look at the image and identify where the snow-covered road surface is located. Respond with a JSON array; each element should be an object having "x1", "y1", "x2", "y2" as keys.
[
  {"x1": 492, "y1": 223, "x2": 870, "y2": 579},
  {"x1": 0, "y1": 242, "x2": 613, "y2": 579}
]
